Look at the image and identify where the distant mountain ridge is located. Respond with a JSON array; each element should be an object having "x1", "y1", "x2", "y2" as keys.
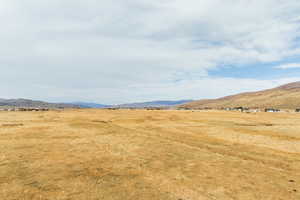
[
  {"x1": 0, "y1": 98, "x2": 79, "y2": 108},
  {"x1": 5, "y1": 81, "x2": 300, "y2": 110},
  {"x1": 0, "y1": 99, "x2": 193, "y2": 109},
  {"x1": 179, "y1": 81, "x2": 300, "y2": 110},
  {"x1": 115, "y1": 100, "x2": 193, "y2": 108},
  {"x1": 70, "y1": 102, "x2": 111, "y2": 108},
  {"x1": 70, "y1": 100, "x2": 193, "y2": 108}
]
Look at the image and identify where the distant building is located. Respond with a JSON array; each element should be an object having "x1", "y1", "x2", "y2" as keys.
[
  {"x1": 232, "y1": 107, "x2": 249, "y2": 112},
  {"x1": 265, "y1": 108, "x2": 280, "y2": 112},
  {"x1": 296, "y1": 109, "x2": 300, "y2": 112}
]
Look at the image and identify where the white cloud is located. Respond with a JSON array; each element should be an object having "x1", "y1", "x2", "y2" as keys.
[
  {"x1": 0, "y1": 0, "x2": 300, "y2": 103},
  {"x1": 275, "y1": 63, "x2": 300, "y2": 69}
]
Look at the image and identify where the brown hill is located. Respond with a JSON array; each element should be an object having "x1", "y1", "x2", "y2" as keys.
[
  {"x1": 179, "y1": 81, "x2": 300, "y2": 109},
  {"x1": 0, "y1": 98, "x2": 79, "y2": 109}
]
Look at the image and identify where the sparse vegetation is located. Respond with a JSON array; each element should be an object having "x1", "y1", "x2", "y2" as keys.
[
  {"x1": 179, "y1": 81, "x2": 300, "y2": 110},
  {"x1": 0, "y1": 109, "x2": 299, "y2": 200}
]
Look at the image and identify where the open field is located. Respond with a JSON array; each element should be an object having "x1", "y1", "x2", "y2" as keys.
[{"x1": 0, "y1": 109, "x2": 299, "y2": 200}]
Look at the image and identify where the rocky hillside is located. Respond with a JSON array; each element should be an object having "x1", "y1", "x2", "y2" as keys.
[{"x1": 179, "y1": 81, "x2": 300, "y2": 109}]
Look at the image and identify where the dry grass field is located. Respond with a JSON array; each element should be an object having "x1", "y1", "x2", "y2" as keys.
[{"x1": 0, "y1": 109, "x2": 299, "y2": 200}]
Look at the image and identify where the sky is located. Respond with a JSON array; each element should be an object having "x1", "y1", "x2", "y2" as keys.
[{"x1": 1, "y1": 0, "x2": 300, "y2": 104}]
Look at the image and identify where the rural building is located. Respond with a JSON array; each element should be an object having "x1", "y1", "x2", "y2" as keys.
[
  {"x1": 232, "y1": 107, "x2": 249, "y2": 112},
  {"x1": 265, "y1": 108, "x2": 280, "y2": 112}
]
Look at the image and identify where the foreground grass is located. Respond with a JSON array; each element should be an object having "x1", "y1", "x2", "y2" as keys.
[{"x1": 0, "y1": 109, "x2": 299, "y2": 200}]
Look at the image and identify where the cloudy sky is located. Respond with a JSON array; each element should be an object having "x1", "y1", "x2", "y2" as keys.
[{"x1": 1, "y1": 0, "x2": 300, "y2": 104}]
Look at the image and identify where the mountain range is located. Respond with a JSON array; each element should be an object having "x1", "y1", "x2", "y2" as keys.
[
  {"x1": 70, "y1": 102, "x2": 111, "y2": 108},
  {"x1": 0, "y1": 99, "x2": 193, "y2": 109},
  {"x1": 71, "y1": 100, "x2": 193, "y2": 108},
  {"x1": 179, "y1": 81, "x2": 300, "y2": 109},
  {"x1": 114, "y1": 100, "x2": 193, "y2": 108},
  {"x1": 2, "y1": 81, "x2": 300, "y2": 110},
  {"x1": 0, "y1": 98, "x2": 78, "y2": 108}
]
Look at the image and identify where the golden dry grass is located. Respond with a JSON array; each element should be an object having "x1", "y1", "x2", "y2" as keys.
[
  {"x1": 0, "y1": 109, "x2": 299, "y2": 200},
  {"x1": 181, "y1": 88, "x2": 300, "y2": 109}
]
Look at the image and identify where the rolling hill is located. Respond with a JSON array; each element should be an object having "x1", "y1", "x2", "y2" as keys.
[
  {"x1": 116, "y1": 100, "x2": 193, "y2": 108},
  {"x1": 0, "y1": 99, "x2": 193, "y2": 109},
  {"x1": 0, "y1": 98, "x2": 79, "y2": 108},
  {"x1": 179, "y1": 81, "x2": 300, "y2": 109},
  {"x1": 70, "y1": 100, "x2": 193, "y2": 108}
]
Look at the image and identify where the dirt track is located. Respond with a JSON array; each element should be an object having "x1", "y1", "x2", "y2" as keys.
[{"x1": 0, "y1": 109, "x2": 299, "y2": 200}]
